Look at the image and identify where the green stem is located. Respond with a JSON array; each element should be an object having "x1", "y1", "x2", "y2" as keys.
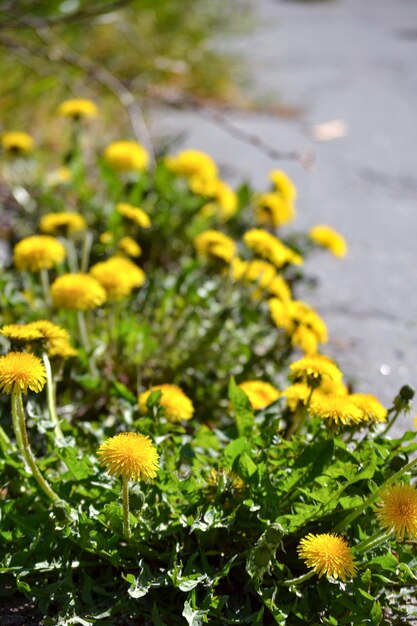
[
  {"x1": 284, "y1": 569, "x2": 315, "y2": 587},
  {"x1": 333, "y1": 456, "x2": 417, "y2": 533},
  {"x1": 42, "y1": 351, "x2": 64, "y2": 440},
  {"x1": 80, "y1": 231, "x2": 93, "y2": 273},
  {"x1": 77, "y1": 310, "x2": 90, "y2": 353},
  {"x1": 40, "y1": 269, "x2": 51, "y2": 308},
  {"x1": 380, "y1": 409, "x2": 401, "y2": 436},
  {"x1": 354, "y1": 529, "x2": 393, "y2": 555},
  {"x1": 122, "y1": 476, "x2": 132, "y2": 540},
  {"x1": 65, "y1": 239, "x2": 79, "y2": 273},
  {"x1": 11, "y1": 393, "x2": 24, "y2": 451},
  {"x1": 13, "y1": 392, "x2": 59, "y2": 502}
]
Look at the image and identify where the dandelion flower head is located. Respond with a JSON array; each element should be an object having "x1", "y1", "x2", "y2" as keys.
[
  {"x1": 97, "y1": 432, "x2": 159, "y2": 481},
  {"x1": 1, "y1": 131, "x2": 34, "y2": 155},
  {"x1": 1, "y1": 324, "x2": 45, "y2": 343},
  {"x1": 117, "y1": 236, "x2": 142, "y2": 258},
  {"x1": 309, "y1": 224, "x2": 347, "y2": 258},
  {"x1": 194, "y1": 230, "x2": 237, "y2": 264},
  {"x1": 139, "y1": 384, "x2": 194, "y2": 423},
  {"x1": 350, "y1": 393, "x2": 387, "y2": 423},
  {"x1": 90, "y1": 257, "x2": 145, "y2": 300},
  {"x1": 116, "y1": 203, "x2": 151, "y2": 228},
  {"x1": 103, "y1": 140, "x2": 149, "y2": 172},
  {"x1": 290, "y1": 355, "x2": 343, "y2": 385},
  {"x1": 243, "y1": 229, "x2": 303, "y2": 268},
  {"x1": 376, "y1": 483, "x2": 417, "y2": 540},
  {"x1": 51, "y1": 273, "x2": 107, "y2": 311},
  {"x1": 57, "y1": 98, "x2": 98, "y2": 120},
  {"x1": 269, "y1": 170, "x2": 297, "y2": 203},
  {"x1": 310, "y1": 394, "x2": 364, "y2": 426},
  {"x1": 165, "y1": 149, "x2": 218, "y2": 183},
  {"x1": 239, "y1": 380, "x2": 280, "y2": 411},
  {"x1": 14, "y1": 236, "x2": 66, "y2": 272},
  {"x1": 254, "y1": 192, "x2": 295, "y2": 228},
  {"x1": 297, "y1": 533, "x2": 357, "y2": 581},
  {"x1": 40, "y1": 212, "x2": 87, "y2": 236},
  {"x1": 0, "y1": 352, "x2": 46, "y2": 394}
]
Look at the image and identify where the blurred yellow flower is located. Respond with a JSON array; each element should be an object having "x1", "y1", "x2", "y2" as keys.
[
  {"x1": 197, "y1": 179, "x2": 238, "y2": 222},
  {"x1": 1, "y1": 131, "x2": 34, "y2": 154},
  {"x1": 376, "y1": 483, "x2": 417, "y2": 540},
  {"x1": 309, "y1": 225, "x2": 347, "y2": 258},
  {"x1": 13, "y1": 236, "x2": 66, "y2": 272},
  {"x1": 297, "y1": 533, "x2": 357, "y2": 581},
  {"x1": 40, "y1": 212, "x2": 87, "y2": 236},
  {"x1": 254, "y1": 192, "x2": 295, "y2": 228},
  {"x1": 0, "y1": 352, "x2": 46, "y2": 394},
  {"x1": 57, "y1": 98, "x2": 98, "y2": 120},
  {"x1": 239, "y1": 380, "x2": 280, "y2": 411},
  {"x1": 243, "y1": 229, "x2": 303, "y2": 268},
  {"x1": 269, "y1": 170, "x2": 297, "y2": 203},
  {"x1": 98, "y1": 432, "x2": 159, "y2": 481},
  {"x1": 194, "y1": 230, "x2": 236, "y2": 263},
  {"x1": 139, "y1": 384, "x2": 194, "y2": 422},
  {"x1": 117, "y1": 236, "x2": 142, "y2": 258},
  {"x1": 269, "y1": 299, "x2": 328, "y2": 354},
  {"x1": 1, "y1": 324, "x2": 44, "y2": 343},
  {"x1": 27, "y1": 320, "x2": 77, "y2": 359},
  {"x1": 103, "y1": 140, "x2": 149, "y2": 171},
  {"x1": 51, "y1": 273, "x2": 107, "y2": 310},
  {"x1": 90, "y1": 256, "x2": 145, "y2": 300},
  {"x1": 116, "y1": 203, "x2": 151, "y2": 228},
  {"x1": 165, "y1": 149, "x2": 218, "y2": 182}
]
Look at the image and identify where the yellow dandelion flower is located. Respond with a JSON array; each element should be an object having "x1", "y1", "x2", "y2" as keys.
[
  {"x1": 1, "y1": 131, "x2": 34, "y2": 155},
  {"x1": 254, "y1": 192, "x2": 295, "y2": 228},
  {"x1": 291, "y1": 301, "x2": 328, "y2": 344},
  {"x1": 117, "y1": 236, "x2": 142, "y2": 258},
  {"x1": 97, "y1": 432, "x2": 159, "y2": 482},
  {"x1": 0, "y1": 352, "x2": 46, "y2": 394},
  {"x1": 376, "y1": 483, "x2": 417, "y2": 540},
  {"x1": 90, "y1": 257, "x2": 145, "y2": 301},
  {"x1": 196, "y1": 179, "x2": 238, "y2": 222},
  {"x1": 281, "y1": 383, "x2": 312, "y2": 411},
  {"x1": 310, "y1": 394, "x2": 364, "y2": 426},
  {"x1": 267, "y1": 275, "x2": 292, "y2": 301},
  {"x1": 319, "y1": 378, "x2": 348, "y2": 396},
  {"x1": 194, "y1": 230, "x2": 237, "y2": 264},
  {"x1": 51, "y1": 273, "x2": 107, "y2": 311},
  {"x1": 243, "y1": 229, "x2": 303, "y2": 268},
  {"x1": 116, "y1": 203, "x2": 151, "y2": 228},
  {"x1": 57, "y1": 98, "x2": 98, "y2": 120},
  {"x1": 350, "y1": 393, "x2": 387, "y2": 423},
  {"x1": 165, "y1": 149, "x2": 218, "y2": 182},
  {"x1": 13, "y1": 236, "x2": 66, "y2": 272},
  {"x1": 1, "y1": 324, "x2": 44, "y2": 343},
  {"x1": 269, "y1": 170, "x2": 297, "y2": 203},
  {"x1": 309, "y1": 225, "x2": 347, "y2": 258},
  {"x1": 40, "y1": 212, "x2": 86, "y2": 236},
  {"x1": 297, "y1": 533, "x2": 357, "y2": 581},
  {"x1": 26, "y1": 321, "x2": 77, "y2": 358},
  {"x1": 100, "y1": 232, "x2": 114, "y2": 245},
  {"x1": 291, "y1": 325, "x2": 320, "y2": 355},
  {"x1": 290, "y1": 355, "x2": 343, "y2": 385},
  {"x1": 103, "y1": 140, "x2": 149, "y2": 172},
  {"x1": 232, "y1": 259, "x2": 277, "y2": 290},
  {"x1": 139, "y1": 384, "x2": 194, "y2": 423},
  {"x1": 239, "y1": 380, "x2": 280, "y2": 411}
]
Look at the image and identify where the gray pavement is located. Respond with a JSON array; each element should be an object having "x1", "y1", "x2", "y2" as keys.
[{"x1": 155, "y1": 0, "x2": 417, "y2": 433}]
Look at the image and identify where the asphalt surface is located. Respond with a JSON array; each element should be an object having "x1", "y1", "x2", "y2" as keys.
[{"x1": 157, "y1": 0, "x2": 417, "y2": 433}]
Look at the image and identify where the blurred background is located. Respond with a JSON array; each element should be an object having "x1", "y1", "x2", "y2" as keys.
[{"x1": 1, "y1": 0, "x2": 416, "y2": 431}]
